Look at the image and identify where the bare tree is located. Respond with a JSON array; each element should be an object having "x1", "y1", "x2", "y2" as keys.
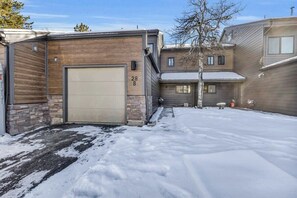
[{"x1": 171, "y1": 0, "x2": 241, "y2": 108}]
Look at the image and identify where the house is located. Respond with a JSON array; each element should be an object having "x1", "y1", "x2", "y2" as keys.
[
  {"x1": 0, "y1": 17, "x2": 296, "y2": 135},
  {"x1": 159, "y1": 44, "x2": 245, "y2": 107},
  {"x1": 220, "y1": 17, "x2": 297, "y2": 116},
  {"x1": 0, "y1": 29, "x2": 163, "y2": 134}
]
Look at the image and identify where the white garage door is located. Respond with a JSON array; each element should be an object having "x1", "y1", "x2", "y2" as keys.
[{"x1": 67, "y1": 67, "x2": 125, "y2": 124}]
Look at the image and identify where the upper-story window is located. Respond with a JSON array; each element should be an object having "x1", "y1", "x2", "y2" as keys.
[
  {"x1": 268, "y1": 36, "x2": 294, "y2": 54},
  {"x1": 207, "y1": 56, "x2": 214, "y2": 65},
  {"x1": 218, "y1": 55, "x2": 225, "y2": 65},
  {"x1": 168, "y1": 57, "x2": 175, "y2": 67},
  {"x1": 148, "y1": 43, "x2": 154, "y2": 54}
]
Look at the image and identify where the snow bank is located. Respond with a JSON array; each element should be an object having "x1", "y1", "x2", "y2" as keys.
[{"x1": 27, "y1": 108, "x2": 297, "y2": 198}]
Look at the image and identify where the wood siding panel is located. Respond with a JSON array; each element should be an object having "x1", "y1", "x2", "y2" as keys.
[
  {"x1": 48, "y1": 37, "x2": 143, "y2": 96},
  {"x1": 251, "y1": 63, "x2": 297, "y2": 116},
  {"x1": 13, "y1": 42, "x2": 46, "y2": 104},
  {"x1": 223, "y1": 24, "x2": 264, "y2": 106},
  {"x1": 263, "y1": 26, "x2": 297, "y2": 65},
  {"x1": 160, "y1": 48, "x2": 234, "y2": 72},
  {"x1": 203, "y1": 83, "x2": 235, "y2": 106},
  {"x1": 160, "y1": 84, "x2": 194, "y2": 107}
]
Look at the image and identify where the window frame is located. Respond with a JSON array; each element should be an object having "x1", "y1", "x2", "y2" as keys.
[
  {"x1": 176, "y1": 85, "x2": 191, "y2": 94},
  {"x1": 218, "y1": 55, "x2": 225, "y2": 65},
  {"x1": 268, "y1": 36, "x2": 294, "y2": 55},
  {"x1": 168, "y1": 57, "x2": 175, "y2": 67},
  {"x1": 204, "y1": 85, "x2": 216, "y2": 94},
  {"x1": 207, "y1": 56, "x2": 214, "y2": 65}
]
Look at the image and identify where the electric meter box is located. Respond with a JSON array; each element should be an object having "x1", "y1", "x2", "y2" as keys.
[{"x1": 0, "y1": 63, "x2": 5, "y2": 135}]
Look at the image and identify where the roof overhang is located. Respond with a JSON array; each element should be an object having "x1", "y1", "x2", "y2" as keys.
[
  {"x1": 260, "y1": 56, "x2": 297, "y2": 71},
  {"x1": 160, "y1": 72, "x2": 246, "y2": 83}
]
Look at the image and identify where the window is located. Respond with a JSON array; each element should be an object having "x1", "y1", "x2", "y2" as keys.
[
  {"x1": 281, "y1": 37, "x2": 294, "y2": 54},
  {"x1": 207, "y1": 56, "x2": 214, "y2": 65},
  {"x1": 268, "y1": 36, "x2": 294, "y2": 54},
  {"x1": 176, "y1": 85, "x2": 191, "y2": 94},
  {"x1": 148, "y1": 43, "x2": 154, "y2": 54},
  {"x1": 168, "y1": 57, "x2": 175, "y2": 67},
  {"x1": 204, "y1": 85, "x2": 216, "y2": 94},
  {"x1": 218, "y1": 56, "x2": 225, "y2": 65}
]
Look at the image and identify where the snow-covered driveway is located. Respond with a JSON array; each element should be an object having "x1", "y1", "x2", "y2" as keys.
[{"x1": 24, "y1": 108, "x2": 297, "y2": 198}]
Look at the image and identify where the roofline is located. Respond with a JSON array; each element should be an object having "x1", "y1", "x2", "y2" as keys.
[
  {"x1": 162, "y1": 44, "x2": 236, "y2": 51},
  {"x1": 47, "y1": 29, "x2": 160, "y2": 40},
  {"x1": 225, "y1": 16, "x2": 297, "y2": 29},
  {"x1": 220, "y1": 16, "x2": 297, "y2": 41},
  {"x1": 260, "y1": 56, "x2": 297, "y2": 71}
]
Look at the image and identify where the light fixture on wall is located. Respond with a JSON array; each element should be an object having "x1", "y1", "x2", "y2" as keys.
[
  {"x1": 32, "y1": 44, "x2": 38, "y2": 52},
  {"x1": 54, "y1": 57, "x2": 58, "y2": 63},
  {"x1": 258, "y1": 72, "x2": 264, "y2": 78},
  {"x1": 131, "y1": 61, "x2": 137, "y2": 70}
]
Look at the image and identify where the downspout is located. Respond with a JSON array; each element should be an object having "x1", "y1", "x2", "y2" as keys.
[{"x1": 142, "y1": 31, "x2": 148, "y2": 123}]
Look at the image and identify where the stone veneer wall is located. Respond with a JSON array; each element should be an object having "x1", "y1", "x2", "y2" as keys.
[
  {"x1": 127, "y1": 96, "x2": 146, "y2": 126},
  {"x1": 48, "y1": 95, "x2": 63, "y2": 125},
  {"x1": 7, "y1": 103, "x2": 50, "y2": 135}
]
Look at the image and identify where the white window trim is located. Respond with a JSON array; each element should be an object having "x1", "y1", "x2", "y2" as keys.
[{"x1": 268, "y1": 36, "x2": 294, "y2": 55}]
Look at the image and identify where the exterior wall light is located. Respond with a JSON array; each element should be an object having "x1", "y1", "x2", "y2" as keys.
[
  {"x1": 32, "y1": 44, "x2": 38, "y2": 52},
  {"x1": 131, "y1": 61, "x2": 137, "y2": 70},
  {"x1": 54, "y1": 57, "x2": 58, "y2": 62}
]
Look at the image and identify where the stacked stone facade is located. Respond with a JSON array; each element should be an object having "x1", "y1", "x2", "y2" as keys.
[
  {"x1": 127, "y1": 96, "x2": 147, "y2": 126},
  {"x1": 48, "y1": 95, "x2": 63, "y2": 125},
  {"x1": 7, "y1": 103, "x2": 50, "y2": 135}
]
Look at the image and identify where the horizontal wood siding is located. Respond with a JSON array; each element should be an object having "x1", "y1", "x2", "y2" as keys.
[
  {"x1": 263, "y1": 26, "x2": 297, "y2": 65},
  {"x1": 203, "y1": 83, "x2": 235, "y2": 106},
  {"x1": 48, "y1": 36, "x2": 143, "y2": 96},
  {"x1": 252, "y1": 63, "x2": 297, "y2": 116},
  {"x1": 160, "y1": 84, "x2": 194, "y2": 107},
  {"x1": 160, "y1": 48, "x2": 234, "y2": 72},
  {"x1": 13, "y1": 41, "x2": 47, "y2": 104},
  {"x1": 223, "y1": 24, "x2": 264, "y2": 106}
]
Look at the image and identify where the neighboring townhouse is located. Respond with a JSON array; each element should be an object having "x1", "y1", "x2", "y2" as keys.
[
  {"x1": 159, "y1": 44, "x2": 245, "y2": 107},
  {"x1": 0, "y1": 29, "x2": 163, "y2": 134},
  {"x1": 221, "y1": 17, "x2": 297, "y2": 116}
]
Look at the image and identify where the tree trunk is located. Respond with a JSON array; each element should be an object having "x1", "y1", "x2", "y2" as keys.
[{"x1": 197, "y1": 54, "x2": 204, "y2": 108}]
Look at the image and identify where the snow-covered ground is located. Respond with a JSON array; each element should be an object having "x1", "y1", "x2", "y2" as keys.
[{"x1": 6, "y1": 108, "x2": 297, "y2": 197}]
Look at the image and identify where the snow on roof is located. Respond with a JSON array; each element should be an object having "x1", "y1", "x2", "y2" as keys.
[
  {"x1": 161, "y1": 72, "x2": 245, "y2": 82},
  {"x1": 261, "y1": 56, "x2": 297, "y2": 70}
]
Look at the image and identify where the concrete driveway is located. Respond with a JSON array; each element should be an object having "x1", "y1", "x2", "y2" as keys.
[{"x1": 0, "y1": 124, "x2": 124, "y2": 198}]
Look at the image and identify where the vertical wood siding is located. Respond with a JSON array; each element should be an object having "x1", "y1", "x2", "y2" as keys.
[
  {"x1": 48, "y1": 36, "x2": 143, "y2": 96},
  {"x1": 13, "y1": 41, "x2": 47, "y2": 104},
  {"x1": 146, "y1": 57, "x2": 160, "y2": 117}
]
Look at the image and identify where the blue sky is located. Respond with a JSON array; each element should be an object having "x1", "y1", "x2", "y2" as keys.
[{"x1": 20, "y1": 0, "x2": 296, "y2": 43}]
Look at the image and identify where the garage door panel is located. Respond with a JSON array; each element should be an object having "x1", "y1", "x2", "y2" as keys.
[
  {"x1": 68, "y1": 82, "x2": 125, "y2": 96},
  {"x1": 68, "y1": 68, "x2": 124, "y2": 82},
  {"x1": 68, "y1": 96, "x2": 125, "y2": 109},
  {"x1": 67, "y1": 67, "x2": 125, "y2": 124},
  {"x1": 68, "y1": 108, "x2": 125, "y2": 123}
]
